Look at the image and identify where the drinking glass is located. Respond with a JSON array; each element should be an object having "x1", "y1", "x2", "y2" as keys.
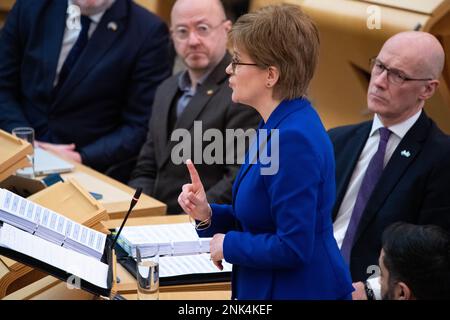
[
  {"x1": 136, "y1": 246, "x2": 159, "y2": 300},
  {"x1": 12, "y1": 127, "x2": 35, "y2": 179}
]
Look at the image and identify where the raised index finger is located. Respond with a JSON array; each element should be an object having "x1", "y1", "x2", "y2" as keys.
[{"x1": 186, "y1": 159, "x2": 202, "y2": 190}]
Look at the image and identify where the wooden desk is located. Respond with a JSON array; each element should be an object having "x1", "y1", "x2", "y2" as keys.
[
  {"x1": 0, "y1": 158, "x2": 166, "y2": 298},
  {"x1": 61, "y1": 162, "x2": 166, "y2": 219},
  {"x1": 107, "y1": 215, "x2": 230, "y2": 295},
  {"x1": 3, "y1": 276, "x2": 230, "y2": 300}
]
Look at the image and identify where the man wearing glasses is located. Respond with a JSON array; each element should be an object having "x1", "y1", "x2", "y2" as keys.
[
  {"x1": 129, "y1": 0, "x2": 259, "y2": 214},
  {"x1": 328, "y1": 31, "x2": 450, "y2": 299}
]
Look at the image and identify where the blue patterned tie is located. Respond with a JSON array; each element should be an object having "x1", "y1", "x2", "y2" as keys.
[
  {"x1": 340, "y1": 127, "x2": 392, "y2": 264},
  {"x1": 176, "y1": 90, "x2": 194, "y2": 117},
  {"x1": 55, "y1": 15, "x2": 91, "y2": 92}
]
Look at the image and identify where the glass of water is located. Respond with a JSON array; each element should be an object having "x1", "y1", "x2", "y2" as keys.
[
  {"x1": 12, "y1": 127, "x2": 35, "y2": 179},
  {"x1": 136, "y1": 246, "x2": 159, "y2": 300}
]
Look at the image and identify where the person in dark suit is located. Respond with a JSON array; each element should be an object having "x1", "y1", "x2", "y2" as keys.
[
  {"x1": 0, "y1": 0, "x2": 172, "y2": 177},
  {"x1": 178, "y1": 4, "x2": 353, "y2": 299},
  {"x1": 328, "y1": 31, "x2": 450, "y2": 299},
  {"x1": 128, "y1": 0, "x2": 260, "y2": 214},
  {"x1": 378, "y1": 222, "x2": 450, "y2": 300}
]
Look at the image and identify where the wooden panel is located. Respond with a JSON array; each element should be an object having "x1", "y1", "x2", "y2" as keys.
[
  {"x1": 0, "y1": 0, "x2": 14, "y2": 10},
  {"x1": 61, "y1": 163, "x2": 167, "y2": 219},
  {"x1": 361, "y1": 0, "x2": 444, "y2": 15},
  {"x1": 0, "y1": 130, "x2": 33, "y2": 180},
  {"x1": 251, "y1": 0, "x2": 446, "y2": 16},
  {"x1": 3, "y1": 276, "x2": 95, "y2": 300},
  {"x1": 0, "y1": 259, "x2": 9, "y2": 280},
  {"x1": 28, "y1": 179, "x2": 108, "y2": 228},
  {"x1": 0, "y1": 157, "x2": 30, "y2": 184},
  {"x1": 134, "y1": 0, "x2": 175, "y2": 24},
  {"x1": 102, "y1": 213, "x2": 189, "y2": 230},
  {"x1": 122, "y1": 290, "x2": 231, "y2": 300},
  {"x1": 3, "y1": 275, "x2": 230, "y2": 300}
]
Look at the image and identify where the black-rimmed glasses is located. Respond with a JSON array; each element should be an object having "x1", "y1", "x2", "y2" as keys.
[
  {"x1": 370, "y1": 58, "x2": 433, "y2": 85},
  {"x1": 231, "y1": 58, "x2": 259, "y2": 74}
]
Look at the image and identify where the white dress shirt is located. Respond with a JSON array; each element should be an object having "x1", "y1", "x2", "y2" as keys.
[
  {"x1": 332, "y1": 110, "x2": 422, "y2": 299},
  {"x1": 54, "y1": 1, "x2": 109, "y2": 86}
]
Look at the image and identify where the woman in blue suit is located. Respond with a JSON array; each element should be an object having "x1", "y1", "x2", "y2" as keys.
[{"x1": 178, "y1": 4, "x2": 353, "y2": 300}]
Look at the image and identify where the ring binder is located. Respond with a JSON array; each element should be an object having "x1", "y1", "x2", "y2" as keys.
[
  {"x1": 0, "y1": 184, "x2": 144, "y2": 298},
  {"x1": 0, "y1": 223, "x2": 115, "y2": 297}
]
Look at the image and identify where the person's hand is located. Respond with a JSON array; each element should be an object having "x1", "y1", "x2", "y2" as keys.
[
  {"x1": 352, "y1": 281, "x2": 368, "y2": 300},
  {"x1": 210, "y1": 233, "x2": 225, "y2": 270},
  {"x1": 36, "y1": 141, "x2": 82, "y2": 163},
  {"x1": 178, "y1": 159, "x2": 211, "y2": 221}
]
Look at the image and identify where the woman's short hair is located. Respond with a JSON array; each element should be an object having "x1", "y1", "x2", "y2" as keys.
[{"x1": 229, "y1": 4, "x2": 320, "y2": 100}]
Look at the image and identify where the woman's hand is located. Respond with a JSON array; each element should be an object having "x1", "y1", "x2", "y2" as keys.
[
  {"x1": 178, "y1": 159, "x2": 211, "y2": 221},
  {"x1": 210, "y1": 233, "x2": 225, "y2": 270}
]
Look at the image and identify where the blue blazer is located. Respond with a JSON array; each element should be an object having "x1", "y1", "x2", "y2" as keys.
[
  {"x1": 199, "y1": 98, "x2": 353, "y2": 299},
  {"x1": 0, "y1": 0, "x2": 172, "y2": 171}
]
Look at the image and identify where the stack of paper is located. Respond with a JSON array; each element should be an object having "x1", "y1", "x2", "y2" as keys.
[
  {"x1": 0, "y1": 188, "x2": 106, "y2": 260},
  {"x1": 159, "y1": 253, "x2": 232, "y2": 278},
  {"x1": 0, "y1": 223, "x2": 109, "y2": 289},
  {"x1": 117, "y1": 223, "x2": 211, "y2": 258}
]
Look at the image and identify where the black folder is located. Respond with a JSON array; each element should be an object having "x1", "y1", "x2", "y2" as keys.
[{"x1": 0, "y1": 224, "x2": 114, "y2": 298}]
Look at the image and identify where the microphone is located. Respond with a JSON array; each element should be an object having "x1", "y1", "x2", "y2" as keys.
[{"x1": 110, "y1": 187, "x2": 142, "y2": 250}]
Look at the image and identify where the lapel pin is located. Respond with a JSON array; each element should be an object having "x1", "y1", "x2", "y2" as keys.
[
  {"x1": 206, "y1": 89, "x2": 214, "y2": 96},
  {"x1": 108, "y1": 22, "x2": 118, "y2": 32},
  {"x1": 401, "y1": 150, "x2": 411, "y2": 158}
]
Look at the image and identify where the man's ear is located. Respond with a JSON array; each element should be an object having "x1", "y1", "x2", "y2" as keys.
[
  {"x1": 419, "y1": 79, "x2": 439, "y2": 100},
  {"x1": 396, "y1": 281, "x2": 413, "y2": 300},
  {"x1": 223, "y1": 20, "x2": 232, "y2": 33}
]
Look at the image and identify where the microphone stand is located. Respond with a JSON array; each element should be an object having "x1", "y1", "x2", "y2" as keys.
[
  {"x1": 109, "y1": 187, "x2": 142, "y2": 299},
  {"x1": 110, "y1": 187, "x2": 143, "y2": 250}
]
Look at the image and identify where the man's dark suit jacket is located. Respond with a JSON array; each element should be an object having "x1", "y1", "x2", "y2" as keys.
[
  {"x1": 328, "y1": 111, "x2": 450, "y2": 281},
  {"x1": 0, "y1": 0, "x2": 172, "y2": 172},
  {"x1": 129, "y1": 54, "x2": 261, "y2": 214}
]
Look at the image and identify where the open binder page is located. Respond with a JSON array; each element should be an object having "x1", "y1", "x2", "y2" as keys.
[
  {"x1": 0, "y1": 223, "x2": 109, "y2": 289},
  {"x1": 159, "y1": 253, "x2": 232, "y2": 278},
  {"x1": 118, "y1": 223, "x2": 211, "y2": 258},
  {"x1": 0, "y1": 188, "x2": 106, "y2": 259}
]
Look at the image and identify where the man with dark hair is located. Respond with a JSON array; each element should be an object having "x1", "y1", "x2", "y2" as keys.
[{"x1": 380, "y1": 222, "x2": 450, "y2": 300}]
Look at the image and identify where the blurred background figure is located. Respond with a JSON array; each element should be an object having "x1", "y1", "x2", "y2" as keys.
[{"x1": 0, "y1": 0, "x2": 172, "y2": 181}]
